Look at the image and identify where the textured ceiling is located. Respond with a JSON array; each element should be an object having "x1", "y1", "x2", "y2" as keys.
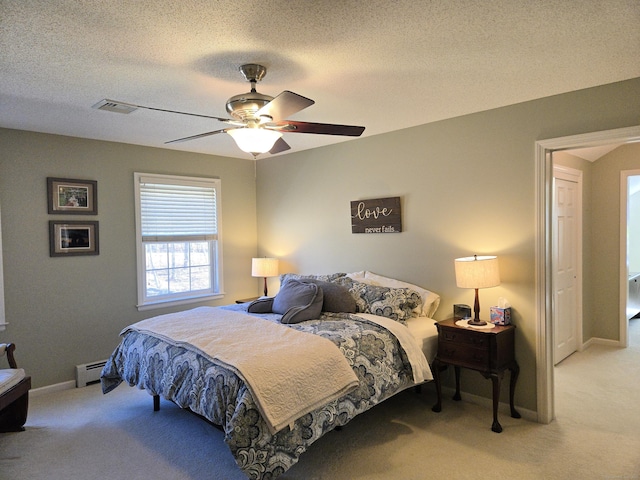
[
  {"x1": 567, "y1": 144, "x2": 622, "y2": 161},
  {"x1": 1, "y1": 1, "x2": 639, "y2": 160}
]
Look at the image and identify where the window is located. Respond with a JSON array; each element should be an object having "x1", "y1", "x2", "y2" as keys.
[{"x1": 134, "y1": 173, "x2": 223, "y2": 310}]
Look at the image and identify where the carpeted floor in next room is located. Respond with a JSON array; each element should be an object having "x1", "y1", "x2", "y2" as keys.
[{"x1": 1, "y1": 319, "x2": 639, "y2": 479}]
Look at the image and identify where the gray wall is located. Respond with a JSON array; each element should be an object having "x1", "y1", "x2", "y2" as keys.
[
  {"x1": 0, "y1": 130, "x2": 259, "y2": 388},
  {"x1": 256, "y1": 77, "x2": 640, "y2": 412},
  {"x1": 1, "y1": 77, "x2": 639, "y2": 412}
]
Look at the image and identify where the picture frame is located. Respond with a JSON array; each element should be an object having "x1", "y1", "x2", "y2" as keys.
[
  {"x1": 49, "y1": 221, "x2": 99, "y2": 257},
  {"x1": 47, "y1": 177, "x2": 98, "y2": 215},
  {"x1": 350, "y1": 196, "x2": 402, "y2": 234}
]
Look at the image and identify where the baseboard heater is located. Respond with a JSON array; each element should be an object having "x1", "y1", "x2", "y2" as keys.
[{"x1": 75, "y1": 360, "x2": 107, "y2": 388}]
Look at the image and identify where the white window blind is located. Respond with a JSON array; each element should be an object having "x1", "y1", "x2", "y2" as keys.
[{"x1": 139, "y1": 178, "x2": 218, "y2": 242}]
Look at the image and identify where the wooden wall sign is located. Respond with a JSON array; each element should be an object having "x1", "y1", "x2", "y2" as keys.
[{"x1": 351, "y1": 196, "x2": 402, "y2": 234}]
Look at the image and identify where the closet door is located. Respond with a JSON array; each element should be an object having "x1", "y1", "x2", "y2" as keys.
[{"x1": 553, "y1": 167, "x2": 582, "y2": 365}]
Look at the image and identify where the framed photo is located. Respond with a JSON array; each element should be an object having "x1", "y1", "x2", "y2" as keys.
[
  {"x1": 49, "y1": 221, "x2": 99, "y2": 257},
  {"x1": 47, "y1": 177, "x2": 98, "y2": 215}
]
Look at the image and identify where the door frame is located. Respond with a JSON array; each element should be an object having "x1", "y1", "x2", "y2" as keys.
[
  {"x1": 552, "y1": 164, "x2": 583, "y2": 363},
  {"x1": 621, "y1": 168, "x2": 640, "y2": 345},
  {"x1": 535, "y1": 125, "x2": 640, "y2": 424}
]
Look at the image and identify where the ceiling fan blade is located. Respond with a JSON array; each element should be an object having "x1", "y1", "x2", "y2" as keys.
[
  {"x1": 256, "y1": 91, "x2": 314, "y2": 122},
  {"x1": 165, "y1": 128, "x2": 229, "y2": 144},
  {"x1": 269, "y1": 137, "x2": 291, "y2": 154},
  {"x1": 271, "y1": 120, "x2": 365, "y2": 136},
  {"x1": 104, "y1": 99, "x2": 232, "y2": 122}
]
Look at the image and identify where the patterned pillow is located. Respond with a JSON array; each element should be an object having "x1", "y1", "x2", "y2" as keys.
[
  {"x1": 280, "y1": 272, "x2": 347, "y2": 284},
  {"x1": 345, "y1": 280, "x2": 423, "y2": 323},
  {"x1": 362, "y1": 271, "x2": 441, "y2": 317}
]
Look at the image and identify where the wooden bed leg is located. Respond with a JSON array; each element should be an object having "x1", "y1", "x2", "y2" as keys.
[{"x1": 153, "y1": 394, "x2": 160, "y2": 411}]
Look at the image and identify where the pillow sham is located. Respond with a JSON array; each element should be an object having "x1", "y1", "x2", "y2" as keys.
[
  {"x1": 298, "y1": 278, "x2": 356, "y2": 313},
  {"x1": 273, "y1": 278, "x2": 323, "y2": 324},
  {"x1": 280, "y1": 272, "x2": 347, "y2": 284},
  {"x1": 362, "y1": 271, "x2": 441, "y2": 318},
  {"x1": 347, "y1": 281, "x2": 423, "y2": 323}
]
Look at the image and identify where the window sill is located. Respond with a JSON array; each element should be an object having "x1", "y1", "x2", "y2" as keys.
[{"x1": 137, "y1": 293, "x2": 226, "y2": 312}]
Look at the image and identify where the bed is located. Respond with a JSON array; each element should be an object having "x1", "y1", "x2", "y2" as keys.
[{"x1": 101, "y1": 271, "x2": 440, "y2": 479}]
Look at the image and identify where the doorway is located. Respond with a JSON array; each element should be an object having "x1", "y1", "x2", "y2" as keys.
[
  {"x1": 623, "y1": 171, "x2": 640, "y2": 329},
  {"x1": 535, "y1": 125, "x2": 640, "y2": 424}
]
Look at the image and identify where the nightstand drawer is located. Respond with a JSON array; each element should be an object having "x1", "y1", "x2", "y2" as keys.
[
  {"x1": 440, "y1": 327, "x2": 488, "y2": 349},
  {"x1": 438, "y1": 341, "x2": 489, "y2": 368}
]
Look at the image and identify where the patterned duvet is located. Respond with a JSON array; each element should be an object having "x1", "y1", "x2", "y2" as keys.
[{"x1": 101, "y1": 305, "x2": 422, "y2": 479}]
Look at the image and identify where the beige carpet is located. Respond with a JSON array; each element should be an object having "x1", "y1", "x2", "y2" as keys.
[{"x1": 2, "y1": 320, "x2": 639, "y2": 479}]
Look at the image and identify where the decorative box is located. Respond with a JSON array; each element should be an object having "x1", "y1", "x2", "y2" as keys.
[{"x1": 490, "y1": 306, "x2": 511, "y2": 325}]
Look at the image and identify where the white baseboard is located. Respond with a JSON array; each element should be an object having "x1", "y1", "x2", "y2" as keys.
[
  {"x1": 29, "y1": 380, "x2": 76, "y2": 398},
  {"x1": 582, "y1": 337, "x2": 621, "y2": 349}
]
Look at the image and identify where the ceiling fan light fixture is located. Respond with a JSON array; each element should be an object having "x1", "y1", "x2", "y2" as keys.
[
  {"x1": 227, "y1": 127, "x2": 282, "y2": 154},
  {"x1": 101, "y1": 63, "x2": 364, "y2": 156}
]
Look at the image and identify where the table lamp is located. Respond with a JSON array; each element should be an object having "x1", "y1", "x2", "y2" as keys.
[
  {"x1": 454, "y1": 255, "x2": 500, "y2": 326},
  {"x1": 251, "y1": 257, "x2": 279, "y2": 296}
]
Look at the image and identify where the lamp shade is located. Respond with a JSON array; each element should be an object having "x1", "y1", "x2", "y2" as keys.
[
  {"x1": 251, "y1": 257, "x2": 279, "y2": 278},
  {"x1": 227, "y1": 128, "x2": 282, "y2": 154},
  {"x1": 454, "y1": 255, "x2": 500, "y2": 289}
]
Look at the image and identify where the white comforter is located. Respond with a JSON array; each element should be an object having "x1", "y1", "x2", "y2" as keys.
[{"x1": 355, "y1": 312, "x2": 433, "y2": 383}]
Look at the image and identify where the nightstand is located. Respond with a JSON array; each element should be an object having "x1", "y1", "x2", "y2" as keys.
[
  {"x1": 431, "y1": 318, "x2": 521, "y2": 432},
  {"x1": 235, "y1": 296, "x2": 259, "y2": 304}
]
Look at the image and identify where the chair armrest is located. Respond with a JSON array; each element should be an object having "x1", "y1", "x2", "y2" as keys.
[{"x1": 0, "y1": 343, "x2": 17, "y2": 369}]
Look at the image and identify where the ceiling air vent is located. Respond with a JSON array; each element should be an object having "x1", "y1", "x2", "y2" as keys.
[{"x1": 92, "y1": 99, "x2": 137, "y2": 114}]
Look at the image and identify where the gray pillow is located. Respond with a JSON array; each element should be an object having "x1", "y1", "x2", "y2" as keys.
[
  {"x1": 273, "y1": 278, "x2": 323, "y2": 324},
  {"x1": 299, "y1": 278, "x2": 356, "y2": 313},
  {"x1": 247, "y1": 297, "x2": 274, "y2": 314}
]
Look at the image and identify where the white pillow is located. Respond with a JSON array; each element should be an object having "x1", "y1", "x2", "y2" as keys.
[
  {"x1": 362, "y1": 271, "x2": 440, "y2": 318},
  {"x1": 345, "y1": 271, "x2": 366, "y2": 280}
]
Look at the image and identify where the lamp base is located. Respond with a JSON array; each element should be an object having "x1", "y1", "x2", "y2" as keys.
[{"x1": 466, "y1": 318, "x2": 487, "y2": 326}]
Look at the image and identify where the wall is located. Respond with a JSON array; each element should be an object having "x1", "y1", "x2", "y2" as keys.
[
  {"x1": 0, "y1": 129, "x2": 259, "y2": 388},
  {"x1": 256, "y1": 77, "x2": 640, "y2": 412},
  {"x1": 0, "y1": 200, "x2": 5, "y2": 329},
  {"x1": 0, "y1": 77, "x2": 638, "y2": 407}
]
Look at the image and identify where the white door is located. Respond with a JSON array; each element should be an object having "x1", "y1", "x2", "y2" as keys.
[{"x1": 553, "y1": 166, "x2": 582, "y2": 365}]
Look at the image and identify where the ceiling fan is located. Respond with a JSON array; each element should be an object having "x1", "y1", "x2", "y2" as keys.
[{"x1": 94, "y1": 64, "x2": 365, "y2": 157}]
